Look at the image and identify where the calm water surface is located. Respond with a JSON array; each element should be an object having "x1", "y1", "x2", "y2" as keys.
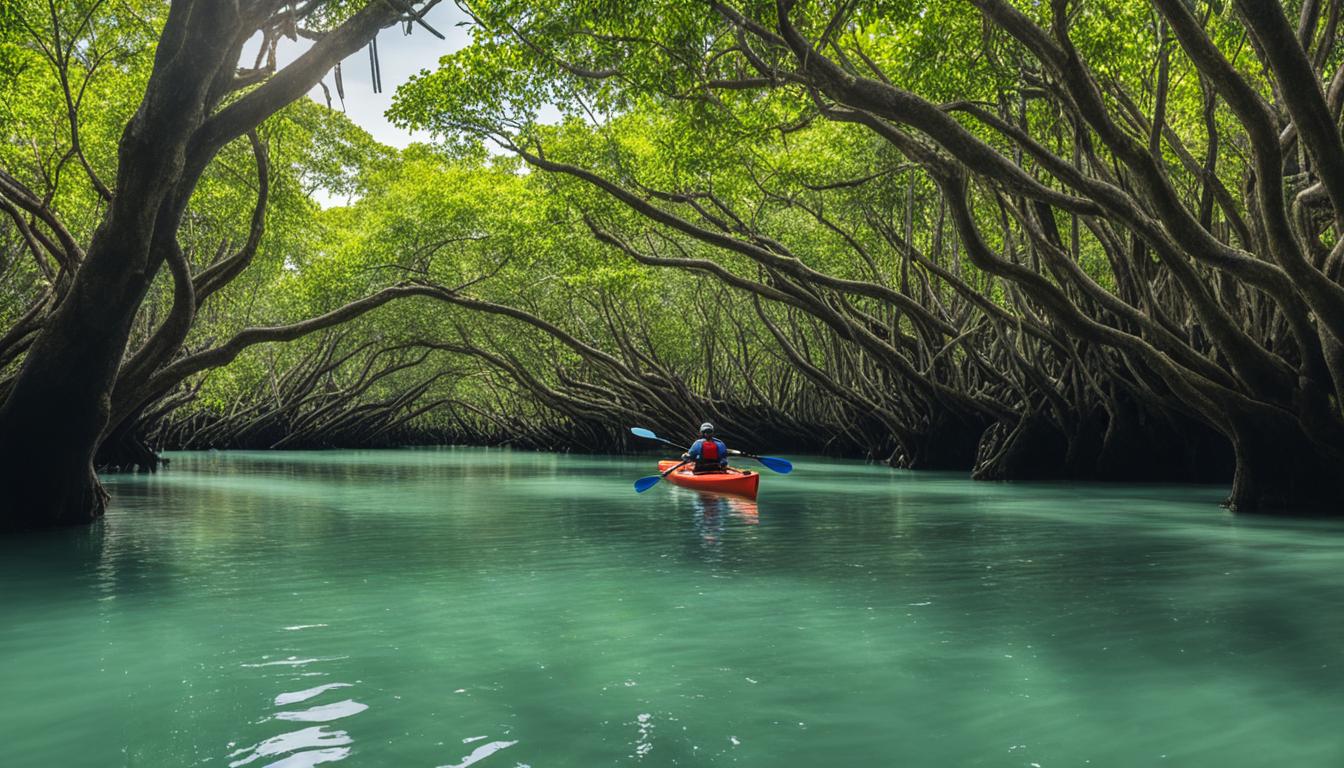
[{"x1": 3, "y1": 449, "x2": 1343, "y2": 767}]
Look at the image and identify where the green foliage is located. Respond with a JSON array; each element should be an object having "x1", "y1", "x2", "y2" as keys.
[{"x1": 7, "y1": 0, "x2": 1322, "y2": 467}]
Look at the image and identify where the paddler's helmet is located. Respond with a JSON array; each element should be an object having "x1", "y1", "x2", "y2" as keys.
[{"x1": 699, "y1": 422, "x2": 715, "y2": 435}]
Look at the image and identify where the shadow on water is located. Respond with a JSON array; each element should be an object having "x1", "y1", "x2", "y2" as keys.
[{"x1": 0, "y1": 515, "x2": 184, "y2": 614}]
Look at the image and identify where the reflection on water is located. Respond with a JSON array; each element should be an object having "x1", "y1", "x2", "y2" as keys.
[
  {"x1": 251, "y1": 747, "x2": 351, "y2": 768},
  {"x1": 702, "y1": 493, "x2": 759, "y2": 524},
  {"x1": 436, "y1": 739, "x2": 519, "y2": 768},
  {"x1": 690, "y1": 492, "x2": 759, "y2": 548},
  {"x1": 275, "y1": 683, "x2": 352, "y2": 706},
  {"x1": 275, "y1": 699, "x2": 368, "y2": 723},
  {"x1": 1, "y1": 448, "x2": 1343, "y2": 767},
  {"x1": 230, "y1": 645, "x2": 364, "y2": 767},
  {"x1": 228, "y1": 727, "x2": 351, "y2": 767}
]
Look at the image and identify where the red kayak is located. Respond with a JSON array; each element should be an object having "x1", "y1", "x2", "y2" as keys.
[{"x1": 657, "y1": 460, "x2": 760, "y2": 500}]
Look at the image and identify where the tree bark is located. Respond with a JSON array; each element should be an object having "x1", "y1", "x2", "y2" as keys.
[{"x1": 0, "y1": 0, "x2": 426, "y2": 531}]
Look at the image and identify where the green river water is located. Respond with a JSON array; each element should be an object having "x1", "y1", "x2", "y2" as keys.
[{"x1": 3, "y1": 448, "x2": 1343, "y2": 767}]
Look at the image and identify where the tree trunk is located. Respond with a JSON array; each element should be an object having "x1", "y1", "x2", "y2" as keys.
[
  {"x1": 0, "y1": 233, "x2": 161, "y2": 530},
  {"x1": 0, "y1": 1, "x2": 410, "y2": 531},
  {"x1": 971, "y1": 413, "x2": 1069, "y2": 481},
  {"x1": 95, "y1": 408, "x2": 165, "y2": 474},
  {"x1": 1224, "y1": 409, "x2": 1344, "y2": 513},
  {"x1": 888, "y1": 412, "x2": 984, "y2": 470},
  {"x1": 0, "y1": 1, "x2": 244, "y2": 531}
]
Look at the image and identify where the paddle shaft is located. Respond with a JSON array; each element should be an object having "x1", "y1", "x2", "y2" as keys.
[
  {"x1": 630, "y1": 426, "x2": 790, "y2": 474},
  {"x1": 661, "y1": 458, "x2": 692, "y2": 477},
  {"x1": 633, "y1": 457, "x2": 694, "y2": 493}
]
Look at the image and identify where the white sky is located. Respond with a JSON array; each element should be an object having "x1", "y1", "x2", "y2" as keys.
[{"x1": 251, "y1": 4, "x2": 472, "y2": 149}]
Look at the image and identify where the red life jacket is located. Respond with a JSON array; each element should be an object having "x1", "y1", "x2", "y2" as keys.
[{"x1": 700, "y1": 439, "x2": 722, "y2": 461}]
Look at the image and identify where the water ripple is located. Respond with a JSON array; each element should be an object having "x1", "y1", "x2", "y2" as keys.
[
  {"x1": 228, "y1": 727, "x2": 351, "y2": 767},
  {"x1": 436, "y1": 739, "x2": 519, "y2": 768},
  {"x1": 228, "y1": 652, "x2": 367, "y2": 768},
  {"x1": 255, "y1": 747, "x2": 351, "y2": 768},
  {"x1": 3, "y1": 449, "x2": 1338, "y2": 767},
  {"x1": 274, "y1": 699, "x2": 368, "y2": 723},
  {"x1": 274, "y1": 684, "x2": 353, "y2": 707}
]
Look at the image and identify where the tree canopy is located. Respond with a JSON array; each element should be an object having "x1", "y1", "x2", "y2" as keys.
[{"x1": 4, "y1": 0, "x2": 1344, "y2": 528}]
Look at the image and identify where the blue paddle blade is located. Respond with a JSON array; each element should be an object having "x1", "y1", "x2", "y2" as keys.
[
  {"x1": 756, "y1": 456, "x2": 793, "y2": 474},
  {"x1": 630, "y1": 427, "x2": 659, "y2": 440},
  {"x1": 633, "y1": 475, "x2": 662, "y2": 493}
]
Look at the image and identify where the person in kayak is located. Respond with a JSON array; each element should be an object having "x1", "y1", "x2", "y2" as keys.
[{"x1": 683, "y1": 422, "x2": 731, "y2": 473}]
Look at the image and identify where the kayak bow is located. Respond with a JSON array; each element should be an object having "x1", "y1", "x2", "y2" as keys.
[{"x1": 656, "y1": 460, "x2": 760, "y2": 500}]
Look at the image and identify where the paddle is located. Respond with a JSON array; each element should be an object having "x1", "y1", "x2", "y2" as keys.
[
  {"x1": 729, "y1": 451, "x2": 793, "y2": 474},
  {"x1": 629, "y1": 426, "x2": 794, "y2": 474},
  {"x1": 629, "y1": 426, "x2": 686, "y2": 451},
  {"x1": 633, "y1": 459, "x2": 691, "y2": 493}
]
